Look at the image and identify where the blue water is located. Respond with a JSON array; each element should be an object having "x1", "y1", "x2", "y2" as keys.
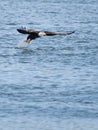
[{"x1": 0, "y1": 0, "x2": 98, "y2": 129}]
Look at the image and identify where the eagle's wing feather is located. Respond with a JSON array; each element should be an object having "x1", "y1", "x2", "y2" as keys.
[
  {"x1": 58, "y1": 31, "x2": 75, "y2": 36},
  {"x1": 17, "y1": 28, "x2": 38, "y2": 34}
]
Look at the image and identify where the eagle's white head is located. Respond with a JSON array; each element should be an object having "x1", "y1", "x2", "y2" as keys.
[{"x1": 38, "y1": 32, "x2": 46, "y2": 37}]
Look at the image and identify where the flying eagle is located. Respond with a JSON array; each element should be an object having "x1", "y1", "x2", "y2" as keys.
[{"x1": 17, "y1": 27, "x2": 75, "y2": 44}]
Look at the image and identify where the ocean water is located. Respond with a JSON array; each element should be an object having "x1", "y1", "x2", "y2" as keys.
[{"x1": 0, "y1": 0, "x2": 98, "y2": 130}]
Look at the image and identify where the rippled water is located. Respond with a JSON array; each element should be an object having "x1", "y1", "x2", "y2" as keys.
[{"x1": 0, "y1": 0, "x2": 98, "y2": 130}]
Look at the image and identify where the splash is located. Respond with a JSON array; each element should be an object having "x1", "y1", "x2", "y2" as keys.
[{"x1": 16, "y1": 38, "x2": 29, "y2": 49}]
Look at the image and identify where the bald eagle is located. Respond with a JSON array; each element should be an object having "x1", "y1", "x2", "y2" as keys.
[{"x1": 17, "y1": 27, "x2": 75, "y2": 44}]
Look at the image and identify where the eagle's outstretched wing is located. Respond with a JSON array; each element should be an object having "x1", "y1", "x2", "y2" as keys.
[
  {"x1": 45, "y1": 31, "x2": 75, "y2": 36},
  {"x1": 44, "y1": 31, "x2": 75, "y2": 36},
  {"x1": 17, "y1": 27, "x2": 39, "y2": 34}
]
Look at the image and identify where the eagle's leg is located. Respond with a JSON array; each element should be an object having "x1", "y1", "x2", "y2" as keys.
[{"x1": 24, "y1": 39, "x2": 31, "y2": 44}]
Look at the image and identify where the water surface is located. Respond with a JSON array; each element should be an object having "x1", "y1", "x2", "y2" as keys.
[{"x1": 0, "y1": 0, "x2": 98, "y2": 129}]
